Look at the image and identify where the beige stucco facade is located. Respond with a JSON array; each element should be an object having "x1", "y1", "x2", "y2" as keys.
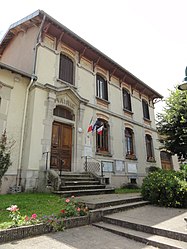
[{"x1": 0, "y1": 11, "x2": 164, "y2": 193}]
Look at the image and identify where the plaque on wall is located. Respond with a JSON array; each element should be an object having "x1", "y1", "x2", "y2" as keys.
[
  {"x1": 84, "y1": 145, "x2": 93, "y2": 157},
  {"x1": 127, "y1": 163, "x2": 137, "y2": 173},
  {"x1": 102, "y1": 161, "x2": 113, "y2": 172},
  {"x1": 115, "y1": 160, "x2": 125, "y2": 172}
]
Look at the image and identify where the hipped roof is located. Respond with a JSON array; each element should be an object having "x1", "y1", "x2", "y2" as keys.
[{"x1": 0, "y1": 10, "x2": 163, "y2": 100}]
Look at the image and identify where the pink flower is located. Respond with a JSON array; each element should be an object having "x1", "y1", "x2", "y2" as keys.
[
  {"x1": 31, "y1": 214, "x2": 37, "y2": 219},
  {"x1": 71, "y1": 195, "x2": 75, "y2": 198},
  {"x1": 77, "y1": 207, "x2": 81, "y2": 212},
  {"x1": 65, "y1": 198, "x2": 70, "y2": 203},
  {"x1": 6, "y1": 205, "x2": 19, "y2": 212}
]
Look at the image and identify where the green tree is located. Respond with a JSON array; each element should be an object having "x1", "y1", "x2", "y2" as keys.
[
  {"x1": 0, "y1": 130, "x2": 13, "y2": 185},
  {"x1": 157, "y1": 86, "x2": 187, "y2": 160}
]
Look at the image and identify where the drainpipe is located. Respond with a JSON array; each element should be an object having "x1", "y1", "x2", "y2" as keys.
[
  {"x1": 17, "y1": 14, "x2": 46, "y2": 186},
  {"x1": 17, "y1": 77, "x2": 34, "y2": 186}
]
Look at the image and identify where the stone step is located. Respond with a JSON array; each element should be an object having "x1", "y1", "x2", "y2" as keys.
[
  {"x1": 60, "y1": 173, "x2": 93, "y2": 178},
  {"x1": 102, "y1": 216, "x2": 187, "y2": 242},
  {"x1": 83, "y1": 195, "x2": 143, "y2": 210},
  {"x1": 60, "y1": 177, "x2": 96, "y2": 181},
  {"x1": 89, "y1": 201, "x2": 149, "y2": 222},
  {"x1": 53, "y1": 188, "x2": 115, "y2": 197},
  {"x1": 93, "y1": 222, "x2": 187, "y2": 249},
  {"x1": 63, "y1": 180, "x2": 100, "y2": 186},
  {"x1": 60, "y1": 185, "x2": 106, "y2": 191}
]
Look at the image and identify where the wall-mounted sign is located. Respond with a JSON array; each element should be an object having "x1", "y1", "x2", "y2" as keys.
[
  {"x1": 56, "y1": 96, "x2": 75, "y2": 110},
  {"x1": 115, "y1": 160, "x2": 125, "y2": 172},
  {"x1": 102, "y1": 161, "x2": 113, "y2": 172},
  {"x1": 127, "y1": 163, "x2": 137, "y2": 173}
]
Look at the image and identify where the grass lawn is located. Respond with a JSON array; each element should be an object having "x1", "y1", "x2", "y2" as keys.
[
  {"x1": 115, "y1": 188, "x2": 141, "y2": 194},
  {"x1": 0, "y1": 193, "x2": 65, "y2": 226}
]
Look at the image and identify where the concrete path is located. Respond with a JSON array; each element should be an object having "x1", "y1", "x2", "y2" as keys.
[
  {"x1": 1, "y1": 193, "x2": 187, "y2": 248},
  {"x1": 0, "y1": 225, "x2": 158, "y2": 249},
  {"x1": 106, "y1": 205, "x2": 187, "y2": 234}
]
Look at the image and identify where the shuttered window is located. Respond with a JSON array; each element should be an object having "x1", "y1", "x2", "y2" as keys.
[{"x1": 59, "y1": 54, "x2": 74, "y2": 85}]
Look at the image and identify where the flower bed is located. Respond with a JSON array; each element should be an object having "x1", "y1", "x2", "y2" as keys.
[
  {"x1": 0, "y1": 196, "x2": 90, "y2": 244},
  {"x1": 0, "y1": 215, "x2": 90, "y2": 244}
]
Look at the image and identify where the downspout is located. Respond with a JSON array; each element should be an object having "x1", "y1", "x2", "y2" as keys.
[
  {"x1": 17, "y1": 77, "x2": 34, "y2": 186},
  {"x1": 17, "y1": 13, "x2": 46, "y2": 186}
]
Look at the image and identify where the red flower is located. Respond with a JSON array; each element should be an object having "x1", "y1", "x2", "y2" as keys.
[
  {"x1": 60, "y1": 209, "x2": 65, "y2": 213},
  {"x1": 25, "y1": 216, "x2": 29, "y2": 221}
]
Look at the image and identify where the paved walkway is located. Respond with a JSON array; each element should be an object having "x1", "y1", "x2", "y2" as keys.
[
  {"x1": 1, "y1": 194, "x2": 187, "y2": 248},
  {"x1": 106, "y1": 204, "x2": 187, "y2": 235},
  {"x1": 1, "y1": 225, "x2": 158, "y2": 249}
]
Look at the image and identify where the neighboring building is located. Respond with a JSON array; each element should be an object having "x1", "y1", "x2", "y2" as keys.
[{"x1": 0, "y1": 10, "x2": 163, "y2": 193}]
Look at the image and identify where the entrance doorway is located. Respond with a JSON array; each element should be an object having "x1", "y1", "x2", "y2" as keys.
[{"x1": 50, "y1": 121, "x2": 72, "y2": 171}]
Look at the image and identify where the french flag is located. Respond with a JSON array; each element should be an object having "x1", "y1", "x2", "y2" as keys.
[
  {"x1": 87, "y1": 117, "x2": 93, "y2": 132},
  {"x1": 97, "y1": 125, "x2": 104, "y2": 135}
]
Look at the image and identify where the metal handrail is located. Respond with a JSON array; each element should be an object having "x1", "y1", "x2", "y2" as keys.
[{"x1": 82, "y1": 155, "x2": 104, "y2": 177}]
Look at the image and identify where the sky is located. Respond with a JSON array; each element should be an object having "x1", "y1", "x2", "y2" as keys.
[{"x1": 1, "y1": 0, "x2": 187, "y2": 114}]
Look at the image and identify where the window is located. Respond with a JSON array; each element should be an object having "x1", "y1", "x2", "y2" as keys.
[
  {"x1": 142, "y1": 99, "x2": 150, "y2": 120},
  {"x1": 145, "y1": 134, "x2": 154, "y2": 161},
  {"x1": 96, "y1": 119, "x2": 109, "y2": 153},
  {"x1": 53, "y1": 106, "x2": 74, "y2": 120},
  {"x1": 122, "y1": 89, "x2": 132, "y2": 111},
  {"x1": 125, "y1": 128, "x2": 136, "y2": 159},
  {"x1": 59, "y1": 54, "x2": 74, "y2": 85},
  {"x1": 96, "y1": 75, "x2": 108, "y2": 101}
]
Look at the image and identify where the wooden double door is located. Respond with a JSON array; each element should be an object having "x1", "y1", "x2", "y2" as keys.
[{"x1": 50, "y1": 122, "x2": 72, "y2": 171}]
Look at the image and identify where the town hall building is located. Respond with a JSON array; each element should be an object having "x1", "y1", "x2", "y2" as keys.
[{"x1": 0, "y1": 10, "x2": 163, "y2": 193}]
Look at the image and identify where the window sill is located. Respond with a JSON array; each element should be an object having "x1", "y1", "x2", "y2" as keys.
[
  {"x1": 96, "y1": 152, "x2": 113, "y2": 157},
  {"x1": 57, "y1": 78, "x2": 77, "y2": 89},
  {"x1": 123, "y1": 109, "x2": 133, "y2": 115},
  {"x1": 126, "y1": 154, "x2": 137, "y2": 160},
  {"x1": 143, "y1": 117, "x2": 151, "y2": 123},
  {"x1": 147, "y1": 157, "x2": 156, "y2": 163},
  {"x1": 96, "y1": 97, "x2": 110, "y2": 104}
]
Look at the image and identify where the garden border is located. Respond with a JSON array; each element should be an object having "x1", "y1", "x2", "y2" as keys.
[{"x1": 0, "y1": 215, "x2": 90, "y2": 244}]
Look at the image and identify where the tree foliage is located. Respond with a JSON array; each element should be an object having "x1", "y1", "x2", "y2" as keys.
[
  {"x1": 157, "y1": 86, "x2": 187, "y2": 160},
  {"x1": 0, "y1": 130, "x2": 13, "y2": 185}
]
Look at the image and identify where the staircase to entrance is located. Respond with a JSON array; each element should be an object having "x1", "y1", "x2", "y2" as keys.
[{"x1": 53, "y1": 172, "x2": 115, "y2": 197}]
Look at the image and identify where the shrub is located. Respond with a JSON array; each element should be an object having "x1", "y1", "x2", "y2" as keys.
[
  {"x1": 122, "y1": 183, "x2": 140, "y2": 189},
  {"x1": 147, "y1": 166, "x2": 161, "y2": 173},
  {"x1": 0, "y1": 130, "x2": 14, "y2": 185},
  {"x1": 141, "y1": 170, "x2": 187, "y2": 208}
]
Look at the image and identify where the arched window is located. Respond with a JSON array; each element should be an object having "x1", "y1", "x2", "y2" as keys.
[
  {"x1": 96, "y1": 119, "x2": 109, "y2": 153},
  {"x1": 125, "y1": 128, "x2": 134, "y2": 155},
  {"x1": 142, "y1": 99, "x2": 150, "y2": 120},
  {"x1": 59, "y1": 54, "x2": 74, "y2": 85},
  {"x1": 53, "y1": 106, "x2": 74, "y2": 120},
  {"x1": 123, "y1": 89, "x2": 132, "y2": 111},
  {"x1": 96, "y1": 75, "x2": 108, "y2": 101},
  {"x1": 145, "y1": 134, "x2": 154, "y2": 161}
]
